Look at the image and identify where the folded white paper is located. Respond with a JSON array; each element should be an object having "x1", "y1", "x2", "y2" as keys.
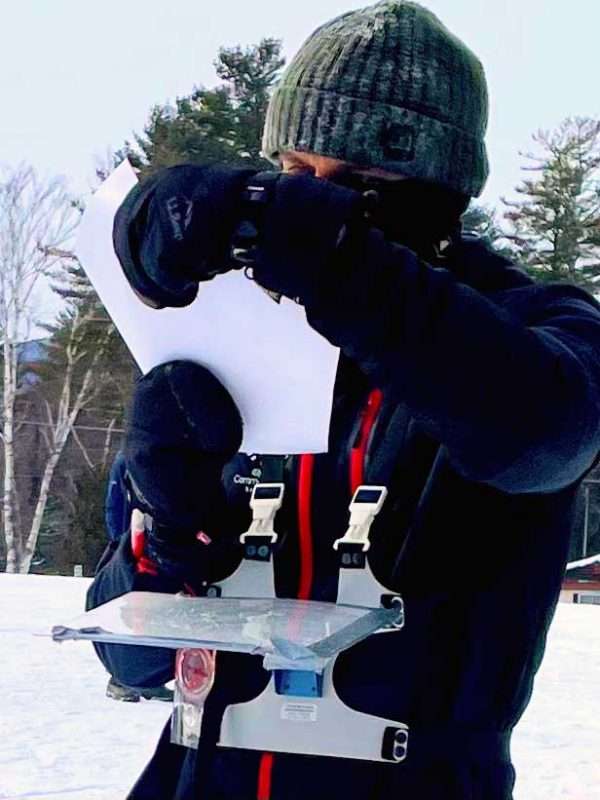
[{"x1": 75, "y1": 160, "x2": 339, "y2": 454}]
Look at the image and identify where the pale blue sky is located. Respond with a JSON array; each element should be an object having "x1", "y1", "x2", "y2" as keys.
[{"x1": 1, "y1": 0, "x2": 598, "y2": 209}]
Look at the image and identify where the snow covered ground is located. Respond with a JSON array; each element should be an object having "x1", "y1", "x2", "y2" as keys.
[{"x1": 0, "y1": 574, "x2": 598, "y2": 799}]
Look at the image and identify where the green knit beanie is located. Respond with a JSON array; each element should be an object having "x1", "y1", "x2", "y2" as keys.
[{"x1": 262, "y1": 0, "x2": 489, "y2": 197}]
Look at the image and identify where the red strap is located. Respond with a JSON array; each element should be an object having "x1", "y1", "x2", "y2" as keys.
[
  {"x1": 130, "y1": 528, "x2": 159, "y2": 576},
  {"x1": 297, "y1": 453, "x2": 316, "y2": 600},
  {"x1": 256, "y1": 453, "x2": 316, "y2": 798},
  {"x1": 257, "y1": 752, "x2": 274, "y2": 800},
  {"x1": 255, "y1": 392, "x2": 382, "y2": 799},
  {"x1": 131, "y1": 527, "x2": 146, "y2": 561},
  {"x1": 136, "y1": 556, "x2": 159, "y2": 576},
  {"x1": 349, "y1": 388, "x2": 383, "y2": 494}
]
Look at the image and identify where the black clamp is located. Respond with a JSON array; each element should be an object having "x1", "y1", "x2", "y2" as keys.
[
  {"x1": 243, "y1": 535, "x2": 275, "y2": 562},
  {"x1": 381, "y1": 727, "x2": 409, "y2": 763},
  {"x1": 337, "y1": 543, "x2": 367, "y2": 569},
  {"x1": 198, "y1": 583, "x2": 222, "y2": 598}
]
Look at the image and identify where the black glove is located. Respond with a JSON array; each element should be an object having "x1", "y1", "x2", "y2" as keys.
[
  {"x1": 245, "y1": 172, "x2": 366, "y2": 307},
  {"x1": 113, "y1": 162, "x2": 368, "y2": 311},
  {"x1": 124, "y1": 361, "x2": 243, "y2": 580},
  {"x1": 113, "y1": 164, "x2": 256, "y2": 309}
]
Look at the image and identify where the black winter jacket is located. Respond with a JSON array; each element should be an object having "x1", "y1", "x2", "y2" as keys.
[{"x1": 87, "y1": 231, "x2": 600, "y2": 800}]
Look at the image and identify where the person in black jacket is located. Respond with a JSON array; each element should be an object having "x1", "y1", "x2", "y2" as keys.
[{"x1": 87, "y1": 2, "x2": 600, "y2": 798}]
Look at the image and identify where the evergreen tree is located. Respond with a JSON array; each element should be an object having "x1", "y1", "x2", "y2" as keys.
[
  {"x1": 503, "y1": 117, "x2": 600, "y2": 289},
  {"x1": 56, "y1": 465, "x2": 111, "y2": 577},
  {"x1": 122, "y1": 38, "x2": 284, "y2": 175},
  {"x1": 32, "y1": 497, "x2": 67, "y2": 574},
  {"x1": 215, "y1": 38, "x2": 285, "y2": 164},
  {"x1": 461, "y1": 204, "x2": 516, "y2": 260}
]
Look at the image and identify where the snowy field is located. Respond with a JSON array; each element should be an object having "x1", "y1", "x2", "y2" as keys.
[{"x1": 1, "y1": 574, "x2": 598, "y2": 800}]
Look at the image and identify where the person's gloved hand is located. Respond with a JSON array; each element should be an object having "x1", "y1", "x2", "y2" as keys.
[
  {"x1": 113, "y1": 162, "x2": 367, "y2": 311},
  {"x1": 247, "y1": 172, "x2": 367, "y2": 307},
  {"x1": 124, "y1": 360, "x2": 243, "y2": 581},
  {"x1": 113, "y1": 164, "x2": 256, "y2": 309}
]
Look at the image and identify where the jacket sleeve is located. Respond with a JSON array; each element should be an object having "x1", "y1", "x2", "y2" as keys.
[
  {"x1": 104, "y1": 452, "x2": 130, "y2": 542},
  {"x1": 86, "y1": 467, "x2": 250, "y2": 688},
  {"x1": 86, "y1": 535, "x2": 178, "y2": 688},
  {"x1": 299, "y1": 230, "x2": 600, "y2": 494}
]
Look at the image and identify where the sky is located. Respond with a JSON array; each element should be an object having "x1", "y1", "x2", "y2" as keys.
[{"x1": 1, "y1": 0, "x2": 598, "y2": 210}]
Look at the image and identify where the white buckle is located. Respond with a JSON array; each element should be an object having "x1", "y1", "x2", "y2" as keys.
[
  {"x1": 240, "y1": 483, "x2": 284, "y2": 545},
  {"x1": 333, "y1": 485, "x2": 388, "y2": 553}
]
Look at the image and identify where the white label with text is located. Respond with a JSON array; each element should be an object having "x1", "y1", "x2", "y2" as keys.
[{"x1": 280, "y1": 703, "x2": 318, "y2": 723}]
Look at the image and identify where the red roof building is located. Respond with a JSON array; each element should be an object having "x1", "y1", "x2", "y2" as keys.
[{"x1": 560, "y1": 554, "x2": 600, "y2": 604}]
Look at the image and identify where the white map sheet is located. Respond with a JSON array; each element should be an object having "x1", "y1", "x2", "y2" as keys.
[{"x1": 75, "y1": 161, "x2": 340, "y2": 454}]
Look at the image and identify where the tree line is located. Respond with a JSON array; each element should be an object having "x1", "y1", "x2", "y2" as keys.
[{"x1": 1, "y1": 38, "x2": 599, "y2": 574}]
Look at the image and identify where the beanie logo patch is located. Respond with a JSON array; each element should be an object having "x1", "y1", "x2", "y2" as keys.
[
  {"x1": 165, "y1": 195, "x2": 193, "y2": 241},
  {"x1": 381, "y1": 124, "x2": 415, "y2": 162}
]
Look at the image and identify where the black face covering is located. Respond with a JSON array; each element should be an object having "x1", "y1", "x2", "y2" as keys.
[{"x1": 331, "y1": 172, "x2": 470, "y2": 258}]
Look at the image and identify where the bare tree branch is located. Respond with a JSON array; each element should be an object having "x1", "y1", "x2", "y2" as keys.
[
  {"x1": 71, "y1": 427, "x2": 96, "y2": 471},
  {"x1": 0, "y1": 164, "x2": 77, "y2": 573}
]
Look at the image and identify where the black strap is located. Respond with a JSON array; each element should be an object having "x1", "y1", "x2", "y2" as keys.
[
  {"x1": 367, "y1": 401, "x2": 411, "y2": 485},
  {"x1": 396, "y1": 727, "x2": 511, "y2": 765},
  {"x1": 260, "y1": 455, "x2": 287, "y2": 483}
]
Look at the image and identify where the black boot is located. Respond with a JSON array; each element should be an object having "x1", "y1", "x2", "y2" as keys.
[
  {"x1": 139, "y1": 685, "x2": 175, "y2": 702},
  {"x1": 106, "y1": 677, "x2": 140, "y2": 702}
]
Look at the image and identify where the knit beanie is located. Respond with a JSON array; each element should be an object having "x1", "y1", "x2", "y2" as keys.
[{"x1": 262, "y1": 1, "x2": 489, "y2": 197}]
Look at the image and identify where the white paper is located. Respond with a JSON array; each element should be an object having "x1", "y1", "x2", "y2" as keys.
[{"x1": 75, "y1": 160, "x2": 339, "y2": 454}]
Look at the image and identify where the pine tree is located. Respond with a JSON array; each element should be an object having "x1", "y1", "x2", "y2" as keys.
[
  {"x1": 214, "y1": 38, "x2": 285, "y2": 164},
  {"x1": 55, "y1": 465, "x2": 111, "y2": 576},
  {"x1": 461, "y1": 204, "x2": 516, "y2": 260},
  {"x1": 503, "y1": 117, "x2": 600, "y2": 290},
  {"x1": 121, "y1": 38, "x2": 285, "y2": 175}
]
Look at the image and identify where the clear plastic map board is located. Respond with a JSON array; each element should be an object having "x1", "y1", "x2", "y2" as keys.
[{"x1": 52, "y1": 592, "x2": 402, "y2": 672}]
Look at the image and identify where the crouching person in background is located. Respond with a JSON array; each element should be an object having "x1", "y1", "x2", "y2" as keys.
[{"x1": 101, "y1": 449, "x2": 175, "y2": 704}]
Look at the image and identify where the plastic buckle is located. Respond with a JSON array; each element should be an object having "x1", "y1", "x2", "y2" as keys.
[
  {"x1": 381, "y1": 727, "x2": 409, "y2": 763},
  {"x1": 239, "y1": 483, "x2": 284, "y2": 552},
  {"x1": 333, "y1": 485, "x2": 388, "y2": 556}
]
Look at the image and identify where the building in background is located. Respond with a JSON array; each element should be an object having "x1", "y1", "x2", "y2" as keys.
[{"x1": 561, "y1": 554, "x2": 600, "y2": 604}]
